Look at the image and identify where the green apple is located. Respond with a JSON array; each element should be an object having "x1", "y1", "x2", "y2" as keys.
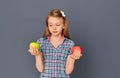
[{"x1": 29, "y1": 42, "x2": 40, "y2": 50}]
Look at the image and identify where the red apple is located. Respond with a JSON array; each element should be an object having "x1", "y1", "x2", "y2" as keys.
[{"x1": 72, "y1": 46, "x2": 82, "y2": 54}]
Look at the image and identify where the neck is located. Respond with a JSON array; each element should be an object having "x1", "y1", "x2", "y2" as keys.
[{"x1": 50, "y1": 34, "x2": 63, "y2": 41}]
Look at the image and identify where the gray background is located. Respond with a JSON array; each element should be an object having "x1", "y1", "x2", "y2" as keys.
[{"x1": 0, "y1": 0, "x2": 120, "y2": 78}]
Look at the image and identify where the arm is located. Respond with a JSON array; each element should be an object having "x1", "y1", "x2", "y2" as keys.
[
  {"x1": 28, "y1": 48, "x2": 44, "y2": 73},
  {"x1": 65, "y1": 55, "x2": 75, "y2": 74},
  {"x1": 35, "y1": 52, "x2": 44, "y2": 73},
  {"x1": 65, "y1": 49, "x2": 82, "y2": 74}
]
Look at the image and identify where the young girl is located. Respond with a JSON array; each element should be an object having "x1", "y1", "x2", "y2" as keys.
[{"x1": 28, "y1": 9, "x2": 82, "y2": 78}]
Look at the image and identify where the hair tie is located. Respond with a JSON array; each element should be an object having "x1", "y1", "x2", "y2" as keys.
[{"x1": 60, "y1": 10, "x2": 66, "y2": 17}]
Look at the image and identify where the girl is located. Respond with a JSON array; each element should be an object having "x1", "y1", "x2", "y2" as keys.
[{"x1": 28, "y1": 9, "x2": 82, "y2": 78}]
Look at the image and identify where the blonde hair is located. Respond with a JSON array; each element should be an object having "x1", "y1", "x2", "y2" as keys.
[{"x1": 43, "y1": 9, "x2": 71, "y2": 39}]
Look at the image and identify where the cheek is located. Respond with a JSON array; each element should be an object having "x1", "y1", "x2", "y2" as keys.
[
  {"x1": 58, "y1": 27, "x2": 64, "y2": 32},
  {"x1": 57, "y1": 26, "x2": 62, "y2": 29},
  {"x1": 48, "y1": 27, "x2": 52, "y2": 32}
]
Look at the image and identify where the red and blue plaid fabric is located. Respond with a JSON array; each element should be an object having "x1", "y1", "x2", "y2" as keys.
[{"x1": 37, "y1": 36, "x2": 74, "y2": 78}]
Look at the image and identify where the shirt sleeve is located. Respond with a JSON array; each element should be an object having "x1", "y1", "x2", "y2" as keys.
[
  {"x1": 37, "y1": 38, "x2": 44, "y2": 52},
  {"x1": 68, "y1": 40, "x2": 75, "y2": 55}
]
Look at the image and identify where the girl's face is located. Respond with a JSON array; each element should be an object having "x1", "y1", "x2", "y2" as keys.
[{"x1": 48, "y1": 16, "x2": 64, "y2": 36}]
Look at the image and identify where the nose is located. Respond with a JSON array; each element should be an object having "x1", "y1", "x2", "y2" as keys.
[{"x1": 53, "y1": 25, "x2": 56, "y2": 30}]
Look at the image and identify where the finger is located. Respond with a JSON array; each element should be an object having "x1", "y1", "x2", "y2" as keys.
[
  {"x1": 75, "y1": 56, "x2": 79, "y2": 59},
  {"x1": 76, "y1": 55, "x2": 80, "y2": 59},
  {"x1": 76, "y1": 49, "x2": 81, "y2": 56},
  {"x1": 75, "y1": 57, "x2": 79, "y2": 59},
  {"x1": 80, "y1": 53, "x2": 82, "y2": 57},
  {"x1": 77, "y1": 54, "x2": 82, "y2": 59},
  {"x1": 28, "y1": 49, "x2": 33, "y2": 53},
  {"x1": 35, "y1": 48, "x2": 39, "y2": 55},
  {"x1": 33, "y1": 47, "x2": 37, "y2": 55},
  {"x1": 71, "y1": 54, "x2": 75, "y2": 60},
  {"x1": 30, "y1": 52, "x2": 34, "y2": 55},
  {"x1": 34, "y1": 47, "x2": 40, "y2": 55},
  {"x1": 74, "y1": 53, "x2": 77, "y2": 59},
  {"x1": 77, "y1": 57, "x2": 80, "y2": 59},
  {"x1": 30, "y1": 47, "x2": 34, "y2": 55},
  {"x1": 75, "y1": 51, "x2": 81, "y2": 59},
  {"x1": 29, "y1": 50, "x2": 34, "y2": 55},
  {"x1": 28, "y1": 49, "x2": 31, "y2": 52},
  {"x1": 75, "y1": 51, "x2": 78, "y2": 57},
  {"x1": 34, "y1": 48, "x2": 37, "y2": 54},
  {"x1": 30, "y1": 48, "x2": 34, "y2": 55},
  {"x1": 28, "y1": 48, "x2": 36, "y2": 55}
]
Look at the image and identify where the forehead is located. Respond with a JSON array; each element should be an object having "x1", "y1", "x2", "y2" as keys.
[{"x1": 48, "y1": 16, "x2": 63, "y2": 24}]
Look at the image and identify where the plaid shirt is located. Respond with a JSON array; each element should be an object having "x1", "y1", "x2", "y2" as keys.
[{"x1": 37, "y1": 36, "x2": 74, "y2": 78}]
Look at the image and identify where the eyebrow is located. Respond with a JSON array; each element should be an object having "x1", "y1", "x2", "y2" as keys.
[{"x1": 48, "y1": 22, "x2": 61, "y2": 25}]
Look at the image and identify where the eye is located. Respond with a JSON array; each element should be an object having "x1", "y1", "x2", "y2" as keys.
[
  {"x1": 48, "y1": 24, "x2": 52, "y2": 27},
  {"x1": 56, "y1": 24, "x2": 60, "y2": 26}
]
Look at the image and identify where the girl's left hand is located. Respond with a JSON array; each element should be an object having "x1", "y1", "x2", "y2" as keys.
[{"x1": 70, "y1": 49, "x2": 82, "y2": 60}]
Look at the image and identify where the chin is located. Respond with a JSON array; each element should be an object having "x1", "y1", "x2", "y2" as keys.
[{"x1": 52, "y1": 33, "x2": 60, "y2": 36}]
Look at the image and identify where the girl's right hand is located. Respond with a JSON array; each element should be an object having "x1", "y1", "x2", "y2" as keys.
[{"x1": 28, "y1": 47, "x2": 41, "y2": 56}]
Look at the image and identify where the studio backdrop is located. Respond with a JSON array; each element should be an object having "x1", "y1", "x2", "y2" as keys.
[{"x1": 0, "y1": 0, "x2": 120, "y2": 78}]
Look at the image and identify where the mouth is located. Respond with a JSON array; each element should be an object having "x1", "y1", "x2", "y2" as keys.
[{"x1": 52, "y1": 31, "x2": 57, "y2": 33}]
